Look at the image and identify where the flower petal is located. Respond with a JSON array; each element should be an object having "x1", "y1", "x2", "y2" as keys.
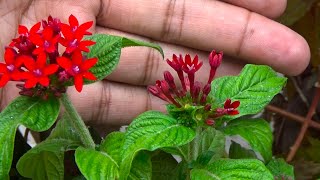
[
  {"x1": 231, "y1": 100, "x2": 240, "y2": 109},
  {"x1": 74, "y1": 74, "x2": 83, "y2": 92},
  {"x1": 21, "y1": 56, "x2": 36, "y2": 71},
  {"x1": 24, "y1": 78, "x2": 38, "y2": 88},
  {"x1": 57, "y1": 57, "x2": 72, "y2": 69},
  {"x1": 4, "y1": 48, "x2": 15, "y2": 64},
  {"x1": 0, "y1": 74, "x2": 10, "y2": 87},
  {"x1": 36, "y1": 53, "x2": 47, "y2": 67},
  {"x1": 39, "y1": 77, "x2": 50, "y2": 87},
  {"x1": 60, "y1": 23, "x2": 73, "y2": 40},
  {"x1": 0, "y1": 63, "x2": 7, "y2": 72},
  {"x1": 71, "y1": 51, "x2": 83, "y2": 65},
  {"x1": 30, "y1": 22, "x2": 41, "y2": 34},
  {"x1": 82, "y1": 72, "x2": 97, "y2": 80},
  {"x1": 43, "y1": 64, "x2": 59, "y2": 75},
  {"x1": 18, "y1": 25, "x2": 28, "y2": 35},
  {"x1": 42, "y1": 27, "x2": 54, "y2": 40},
  {"x1": 69, "y1": 14, "x2": 79, "y2": 27},
  {"x1": 224, "y1": 99, "x2": 231, "y2": 109},
  {"x1": 81, "y1": 58, "x2": 97, "y2": 71}
]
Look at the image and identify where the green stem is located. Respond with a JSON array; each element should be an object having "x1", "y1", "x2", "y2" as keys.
[{"x1": 61, "y1": 94, "x2": 95, "y2": 149}]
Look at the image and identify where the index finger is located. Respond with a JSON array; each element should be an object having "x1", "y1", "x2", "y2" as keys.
[{"x1": 97, "y1": 0, "x2": 310, "y2": 75}]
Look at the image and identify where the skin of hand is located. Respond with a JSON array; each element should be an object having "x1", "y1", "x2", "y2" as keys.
[{"x1": 0, "y1": 0, "x2": 310, "y2": 129}]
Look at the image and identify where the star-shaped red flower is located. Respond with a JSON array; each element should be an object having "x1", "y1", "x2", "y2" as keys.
[
  {"x1": 59, "y1": 15, "x2": 95, "y2": 53},
  {"x1": 30, "y1": 26, "x2": 60, "y2": 55},
  {"x1": 57, "y1": 51, "x2": 97, "y2": 92},
  {"x1": 223, "y1": 99, "x2": 240, "y2": 115},
  {"x1": 23, "y1": 53, "x2": 59, "y2": 88},
  {"x1": 0, "y1": 48, "x2": 24, "y2": 87}
]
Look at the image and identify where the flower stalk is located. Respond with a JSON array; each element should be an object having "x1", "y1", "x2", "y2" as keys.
[{"x1": 60, "y1": 93, "x2": 95, "y2": 149}]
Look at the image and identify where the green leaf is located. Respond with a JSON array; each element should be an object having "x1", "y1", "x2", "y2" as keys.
[
  {"x1": 17, "y1": 151, "x2": 64, "y2": 180},
  {"x1": 229, "y1": 141, "x2": 257, "y2": 159},
  {"x1": 75, "y1": 147, "x2": 119, "y2": 180},
  {"x1": 100, "y1": 132, "x2": 152, "y2": 180},
  {"x1": 190, "y1": 159, "x2": 273, "y2": 180},
  {"x1": 100, "y1": 132, "x2": 125, "y2": 165},
  {"x1": 152, "y1": 151, "x2": 178, "y2": 180},
  {"x1": 194, "y1": 128, "x2": 225, "y2": 165},
  {"x1": 128, "y1": 151, "x2": 152, "y2": 180},
  {"x1": 17, "y1": 113, "x2": 82, "y2": 180},
  {"x1": 122, "y1": 37, "x2": 164, "y2": 58},
  {"x1": 120, "y1": 111, "x2": 196, "y2": 179},
  {"x1": 84, "y1": 34, "x2": 164, "y2": 83},
  {"x1": 85, "y1": 34, "x2": 122, "y2": 81},
  {"x1": 222, "y1": 118, "x2": 272, "y2": 162},
  {"x1": 210, "y1": 64, "x2": 286, "y2": 120},
  {"x1": 266, "y1": 158, "x2": 294, "y2": 180},
  {"x1": 0, "y1": 96, "x2": 59, "y2": 179}
]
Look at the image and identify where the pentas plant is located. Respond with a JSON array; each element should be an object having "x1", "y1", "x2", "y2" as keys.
[
  {"x1": 148, "y1": 51, "x2": 240, "y2": 127},
  {"x1": 0, "y1": 15, "x2": 294, "y2": 180}
]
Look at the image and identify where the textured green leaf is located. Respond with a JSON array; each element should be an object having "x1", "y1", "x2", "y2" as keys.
[
  {"x1": 75, "y1": 147, "x2": 119, "y2": 180},
  {"x1": 210, "y1": 64, "x2": 286, "y2": 120},
  {"x1": 120, "y1": 111, "x2": 195, "y2": 179},
  {"x1": 223, "y1": 119, "x2": 272, "y2": 162},
  {"x1": 85, "y1": 34, "x2": 122, "y2": 81},
  {"x1": 152, "y1": 151, "x2": 178, "y2": 180},
  {"x1": 266, "y1": 158, "x2": 294, "y2": 180},
  {"x1": 122, "y1": 37, "x2": 164, "y2": 58},
  {"x1": 0, "y1": 96, "x2": 59, "y2": 179},
  {"x1": 17, "y1": 151, "x2": 64, "y2": 180},
  {"x1": 17, "y1": 113, "x2": 82, "y2": 180},
  {"x1": 190, "y1": 159, "x2": 273, "y2": 180},
  {"x1": 128, "y1": 151, "x2": 152, "y2": 180},
  {"x1": 229, "y1": 141, "x2": 257, "y2": 159},
  {"x1": 194, "y1": 128, "x2": 225, "y2": 165},
  {"x1": 100, "y1": 132, "x2": 125, "y2": 164},
  {"x1": 100, "y1": 132, "x2": 152, "y2": 180},
  {"x1": 85, "y1": 34, "x2": 164, "y2": 83},
  {"x1": 0, "y1": 119, "x2": 18, "y2": 180}
]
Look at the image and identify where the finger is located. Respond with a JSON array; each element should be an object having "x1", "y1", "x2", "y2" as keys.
[
  {"x1": 96, "y1": 27, "x2": 244, "y2": 86},
  {"x1": 68, "y1": 81, "x2": 167, "y2": 126},
  {"x1": 219, "y1": 0, "x2": 287, "y2": 18},
  {"x1": 97, "y1": 0, "x2": 310, "y2": 75}
]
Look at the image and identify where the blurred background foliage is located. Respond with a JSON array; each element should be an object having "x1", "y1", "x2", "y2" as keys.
[{"x1": 273, "y1": 1, "x2": 320, "y2": 179}]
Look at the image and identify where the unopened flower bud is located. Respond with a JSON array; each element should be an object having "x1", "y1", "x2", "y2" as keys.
[{"x1": 205, "y1": 119, "x2": 215, "y2": 126}]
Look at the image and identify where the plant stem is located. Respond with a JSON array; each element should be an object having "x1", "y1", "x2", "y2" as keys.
[{"x1": 61, "y1": 94, "x2": 95, "y2": 149}]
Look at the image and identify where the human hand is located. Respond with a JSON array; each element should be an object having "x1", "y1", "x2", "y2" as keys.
[{"x1": 0, "y1": 0, "x2": 309, "y2": 128}]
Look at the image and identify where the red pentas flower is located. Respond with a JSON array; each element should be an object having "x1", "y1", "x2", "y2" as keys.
[
  {"x1": 0, "y1": 48, "x2": 24, "y2": 87},
  {"x1": 59, "y1": 15, "x2": 95, "y2": 53},
  {"x1": 0, "y1": 14, "x2": 98, "y2": 99},
  {"x1": 57, "y1": 51, "x2": 97, "y2": 92},
  {"x1": 148, "y1": 50, "x2": 240, "y2": 127},
  {"x1": 22, "y1": 53, "x2": 59, "y2": 88},
  {"x1": 30, "y1": 26, "x2": 60, "y2": 55}
]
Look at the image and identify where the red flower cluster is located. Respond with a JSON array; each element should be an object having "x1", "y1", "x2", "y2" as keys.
[
  {"x1": 1, "y1": 15, "x2": 97, "y2": 98},
  {"x1": 148, "y1": 50, "x2": 240, "y2": 126}
]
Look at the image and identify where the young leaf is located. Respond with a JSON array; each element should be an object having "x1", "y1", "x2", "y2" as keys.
[
  {"x1": 17, "y1": 113, "x2": 82, "y2": 180},
  {"x1": 100, "y1": 132, "x2": 152, "y2": 180},
  {"x1": 75, "y1": 147, "x2": 119, "y2": 180},
  {"x1": 120, "y1": 111, "x2": 196, "y2": 179},
  {"x1": 210, "y1": 64, "x2": 286, "y2": 120},
  {"x1": 0, "y1": 96, "x2": 59, "y2": 179},
  {"x1": 85, "y1": 34, "x2": 122, "y2": 81},
  {"x1": 99, "y1": 132, "x2": 125, "y2": 165},
  {"x1": 190, "y1": 159, "x2": 273, "y2": 180},
  {"x1": 266, "y1": 158, "x2": 294, "y2": 180},
  {"x1": 229, "y1": 141, "x2": 257, "y2": 159},
  {"x1": 222, "y1": 118, "x2": 272, "y2": 162},
  {"x1": 151, "y1": 151, "x2": 179, "y2": 180},
  {"x1": 122, "y1": 37, "x2": 164, "y2": 58}
]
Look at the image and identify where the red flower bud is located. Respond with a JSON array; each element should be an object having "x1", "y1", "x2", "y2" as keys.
[{"x1": 205, "y1": 119, "x2": 215, "y2": 126}]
